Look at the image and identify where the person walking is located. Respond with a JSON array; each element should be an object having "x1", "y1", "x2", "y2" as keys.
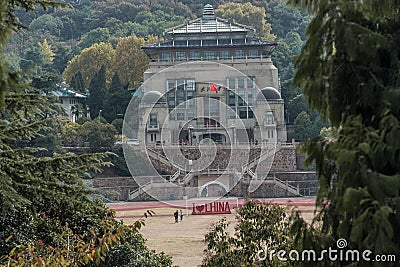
[
  {"x1": 174, "y1": 210, "x2": 179, "y2": 223},
  {"x1": 180, "y1": 209, "x2": 183, "y2": 221}
]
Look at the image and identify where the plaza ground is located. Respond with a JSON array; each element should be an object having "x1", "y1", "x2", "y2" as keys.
[{"x1": 107, "y1": 197, "x2": 316, "y2": 267}]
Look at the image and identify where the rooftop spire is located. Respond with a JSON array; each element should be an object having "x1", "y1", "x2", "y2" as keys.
[{"x1": 202, "y1": 4, "x2": 215, "y2": 20}]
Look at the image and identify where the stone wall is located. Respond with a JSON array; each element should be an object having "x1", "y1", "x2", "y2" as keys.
[
  {"x1": 88, "y1": 144, "x2": 319, "y2": 201},
  {"x1": 90, "y1": 177, "x2": 138, "y2": 201},
  {"x1": 275, "y1": 172, "x2": 318, "y2": 196}
]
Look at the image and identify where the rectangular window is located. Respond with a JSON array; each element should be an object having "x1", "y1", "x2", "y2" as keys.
[
  {"x1": 227, "y1": 78, "x2": 235, "y2": 89},
  {"x1": 218, "y1": 39, "x2": 230, "y2": 45},
  {"x1": 232, "y1": 39, "x2": 245, "y2": 44},
  {"x1": 167, "y1": 90, "x2": 175, "y2": 107},
  {"x1": 177, "y1": 80, "x2": 185, "y2": 90},
  {"x1": 174, "y1": 40, "x2": 186, "y2": 47},
  {"x1": 247, "y1": 89, "x2": 254, "y2": 106},
  {"x1": 203, "y1": 40, "x2": 217, "y2": 46},
  {"x1": 237, "y1": 78, "x2": 245, "y2": 89},
  {"x1": 266, "y1": 111, "x2": 274, "y2": 125},
  {"x1": 186, "y1": 80, "x2": 195, "y2": 91},
  {"x1": 238, "y1": 107, "x2": 247, "y2": 119},
  {"x1": 234, "y1": 50, "x2": 244, "y2": 59},
  {"x1": 149, "y1": 114, "x2": 157, "y2": 126},
  {"x1": 176, "y1": 91, "x2": 186, "y2": 106},
  {"x1": 167, "y1": 80, "x2": 175, "y2": 90},
  {"x1": 189, "y1": 51, "x2": 200, "y2": 60},
  {"x1": 220, "y1": 50, "x2": 230, "y2": 59},
  {"x1": 204, "y1": 51, "x2": 216, "y2": 60},
  {"x1": 227, "y1": 90, "x2": 236, "y2": 107},
  {"x1": 161, "y1": 52, "x2": 172, "y2": 62},
  {"x1": 176, "y1": 110, "x2": 185, "y2": 120},
  {"x1": 176, "y1": 51, "x2": 186, "y2": 61},
  {"x1": 238, "y1": 91, "x2": 245, "y2": 106},
  {"x1": 188, "y1": 40, "x2": 201, "y2": 46},
  {"x1": 248, "y1": 49, "x2": 259, "y2": 58},
  {"x1": 248, "y1": 108, "x2": 254, "y2": 119}
]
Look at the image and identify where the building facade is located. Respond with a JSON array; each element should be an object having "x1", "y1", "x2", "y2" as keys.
[
  {"x1": 51, "y1": 82, "x2": 87, "y2": 122},
  {"x1": 139, "y1": 4, "x2": 287, "y2": 146}
]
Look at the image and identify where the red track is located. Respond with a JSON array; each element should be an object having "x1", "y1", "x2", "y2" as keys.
[{"x1": 107, "y1": 197, "x2": 316, "y2": 212}]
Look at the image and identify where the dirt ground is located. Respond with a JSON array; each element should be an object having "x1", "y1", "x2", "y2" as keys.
[{"x1": 115, "y1": 202, "x2": 316, "y2": 267}]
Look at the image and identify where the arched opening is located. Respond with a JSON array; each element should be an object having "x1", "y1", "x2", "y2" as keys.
[{"x1": 199, "y1": 181, "x2": 228, "y2": 197}]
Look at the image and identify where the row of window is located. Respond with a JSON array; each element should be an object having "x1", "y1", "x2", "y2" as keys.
[
  {"x1": 167, "y1": 79, "x2": 196, "y2": 108},
  {"x1": 151, "y1": 110, "x2": 274, "y2": 125},
  {"x1": 172, "y1": 39, "x2": 247, "y2": 47},
  {"x1": 165, "y1": 77, "x2": 257, "y2": 111},
  {"x1": 161, "y1": 49, "x2": 259, "y2": 62},
  {"x1": 169, "y1": 109, "x2": 196, "y2": 121}
]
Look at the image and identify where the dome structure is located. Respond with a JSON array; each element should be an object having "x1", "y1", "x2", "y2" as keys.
[
  {"x1": 258, "y1": 87, "x2": 282, "y2": 101},
  {"x1": 142, "y1": 91, "x2": 164, "y2": 105}
]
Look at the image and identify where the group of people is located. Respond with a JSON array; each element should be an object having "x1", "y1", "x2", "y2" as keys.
[{"x1": 174, "y1": 209, "x2": 183, "y2": 223}]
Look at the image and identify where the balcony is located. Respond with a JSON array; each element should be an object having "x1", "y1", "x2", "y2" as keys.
[{"x1": 147, "y1": 123, "x2": 159, "y2": 132}]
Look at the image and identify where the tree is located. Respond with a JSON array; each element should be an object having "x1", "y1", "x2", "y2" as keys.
[
  {"x1": 19, "y1": 46, "x2": 44, "y2": 72},
  {"x1": 0, "y1": 2, "x2": 173, "y2": 266},
  {"x1": 63, "y1": 42, "x2": 115, "y2": 88},
  {"x1": 88, "y1": 65, "x2": 107, "y2": 120},
  {"x1": 102, "y1": 72, "x2": 131, "y2": 123},
  {"x1": 289, "y1": 0, "x2": 400, "y2": 263},
  {"x1": 70, "y1": 71, "x2": 86, "y2": 93},
  {"x1": 79, "y1": 119, "x2": 117, "y2": 149},
  {"x1": 293, "y1": 111, "x2": 312, "y2": 140},
  {"x1": 202, "y1": 200, "x2": 296, "y2": 267},
  {"x1": 215, "y1": 2, "x2": 275, "y2": 41},
  {"x1": 76, "y1": 27, "x2": 111, "y2": 52},
  {"x1": 38, "y1": 39, "x2": 55, "y2": 66},
  {"x1": 114, "y1": 35, "x2": 152, "y2": 88},
  {"x1": 29, "y1": 14, "x2": 64, "y2": 36}
]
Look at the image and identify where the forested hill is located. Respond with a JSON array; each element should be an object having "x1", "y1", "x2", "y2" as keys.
[{"x1": 8, "y1": 0, "x2": 326, "y2": 140}]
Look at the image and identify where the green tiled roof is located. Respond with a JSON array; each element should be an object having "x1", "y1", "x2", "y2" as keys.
[
  {"x1": 165, "y1": 4, "x2": 254, "y2": 35},
  {"x1": 166, "y1": 17, "x2": 253, "y2": 35}
]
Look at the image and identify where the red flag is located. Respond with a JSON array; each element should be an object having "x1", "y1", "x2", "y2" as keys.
[{"x1": 210, "y1": 83, "x2": 219, "y2": 93}]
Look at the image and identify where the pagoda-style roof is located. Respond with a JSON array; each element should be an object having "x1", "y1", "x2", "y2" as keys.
[
  {"x1": 141, "y1": 4, "x2": 278, "y2": 56},
  {"x1": 165, "y1": 4, "x2": 255, "y2": 36}
]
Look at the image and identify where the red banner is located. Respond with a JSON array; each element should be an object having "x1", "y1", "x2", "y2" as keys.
[{"x1": 192, "y1": 201, "x2": 231, "y2": 215}]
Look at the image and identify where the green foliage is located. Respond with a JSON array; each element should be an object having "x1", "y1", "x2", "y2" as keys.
[
  {"x1": 293, "y1": 111, "x2": 312, "y2": 140},
  {"x1": 70, "y1": 71, "x2": 86, "y2": 93},
  {"x1": 2, "y1": 211, "x2": 174, "y2": 266},
  {"x1": 110, "y1": 145, "x2": 131, "y2": 176},
  {"x1": 0, "y1": 1, "x2": 173, "y2": 266},
  {"x1": 215, "y1": 2, "x2": 275, "y2": 41},
  {"x1": 102, "y1": 72, "x2": 131, "y2": 123},
  {"x1": 202, "y1": 200, "x2": 297, "y2": 267},
  {"x1": 62, "y1": 119, "x2": 117, "y2": 149},
  {"x1": 77, "y1": 28, "x2": 111, "y2": 53},
  {"x1": 29, "y1": 14, "x2": 64, "y2": 36},
  {"x1": 63, "y1": 42, "x2": 115, "y2": 88},
  {"x1": 289, "y1": 0, "x2": 400, "y2": 264},
  {"x1": 88, "y1": 65, "x2": 107, "y2": 120}
]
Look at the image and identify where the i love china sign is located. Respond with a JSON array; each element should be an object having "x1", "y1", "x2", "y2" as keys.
[{"x1": 192, "y1": 201, "x2": 231, "y2": 215}]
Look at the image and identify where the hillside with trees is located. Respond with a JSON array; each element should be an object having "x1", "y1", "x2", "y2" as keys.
[{"x1": 5, "y1": 0, "x2": 322, "y2": 140}]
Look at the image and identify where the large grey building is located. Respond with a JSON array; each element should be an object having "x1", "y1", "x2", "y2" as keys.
[{"x1": 138, "y1": 4, "x2": 287, "y2": 146}]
